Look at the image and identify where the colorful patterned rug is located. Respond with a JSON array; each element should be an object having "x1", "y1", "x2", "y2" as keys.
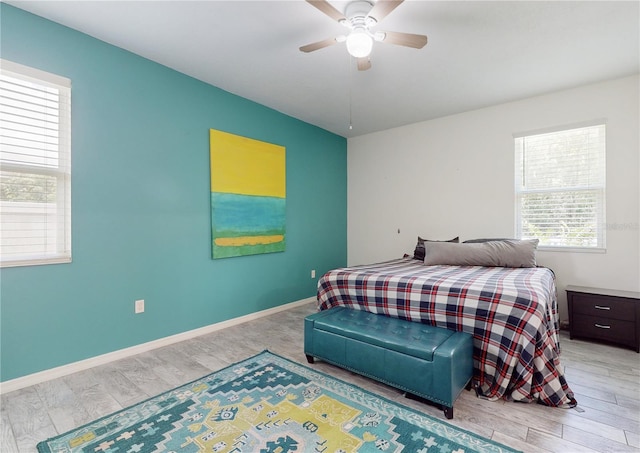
[{"x1": 37, "y1": 351, "x2": 520, "y2": 453}]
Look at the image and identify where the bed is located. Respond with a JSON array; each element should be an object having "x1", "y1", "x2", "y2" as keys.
[{"x1": 316, "y1": 256, "x2": 576, "y2": 408}]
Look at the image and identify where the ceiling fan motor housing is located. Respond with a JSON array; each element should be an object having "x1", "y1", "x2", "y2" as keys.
[{"x1": 343, "y1": 1, "x2": 377, "y2": 29}]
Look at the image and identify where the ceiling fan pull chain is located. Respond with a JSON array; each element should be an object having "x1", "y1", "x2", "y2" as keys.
[{"x1": 349, "y1": 55, "x2": 353, "y2": 130}]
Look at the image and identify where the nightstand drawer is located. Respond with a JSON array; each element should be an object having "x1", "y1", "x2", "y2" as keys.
[
  {"x1": 570, "y1": 294, "x2": 635, "y2": 320},
  {"x1": 571, "y1": 313, "x2": 635, "y2": 345}
]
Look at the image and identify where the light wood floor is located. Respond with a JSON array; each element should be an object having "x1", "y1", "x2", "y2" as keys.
[{"x1": 2, "y1": 302, "x2": 639, "y2": 452}]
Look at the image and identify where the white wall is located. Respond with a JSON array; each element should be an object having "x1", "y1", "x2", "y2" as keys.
[{"x1": 348, "y1": 75, "x2": 639, "y2": 321}]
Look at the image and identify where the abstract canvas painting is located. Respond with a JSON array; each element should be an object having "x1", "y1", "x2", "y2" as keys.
[{"x1": 210, "y1": 129, "x2": 286, "y2": 259}]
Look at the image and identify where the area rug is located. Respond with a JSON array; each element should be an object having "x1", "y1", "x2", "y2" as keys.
[{"x1": 37, "y1": 350, "x2": 520, "y2": 453}]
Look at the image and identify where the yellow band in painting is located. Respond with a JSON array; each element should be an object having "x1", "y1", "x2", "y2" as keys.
[
  {"x1": 210, "y1": 129, "x2": 285, "y2": 197},
  {"x1": 214, "y1": 235, "x2": 284, "y2": 247}
]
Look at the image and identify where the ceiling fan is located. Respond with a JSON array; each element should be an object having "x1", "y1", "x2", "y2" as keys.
[{"x1": 300, "y1": 0, "x2": 428, "y2": 71}]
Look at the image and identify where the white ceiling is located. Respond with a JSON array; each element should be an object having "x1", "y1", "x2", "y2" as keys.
[{"x1": 7, "y1": 0, "x2": 640, "y2": 138}]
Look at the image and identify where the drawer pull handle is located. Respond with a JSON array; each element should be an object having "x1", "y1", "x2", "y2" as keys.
[
  {"x1": 594, "y1": 324, "x2": 611, "y2": 329},
  {"x1": 594, "y1": 305, "x2": 611, "y2": 310}
]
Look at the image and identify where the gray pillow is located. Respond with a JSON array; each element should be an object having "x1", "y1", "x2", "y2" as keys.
[
  {"x1": 413, "y1": 236, "x2": 459, "y2": 260},
  {"x1": 423, "y1": 239, "x2": 539, "y2": 268}
]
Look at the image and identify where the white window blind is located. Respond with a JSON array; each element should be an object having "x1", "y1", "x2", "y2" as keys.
[
  {"x1": 515, "y1": 122, "x2": 606, "y2": 250},
  {"x1": 0, "y1": 59, "x2": 71, "y2": 267}
]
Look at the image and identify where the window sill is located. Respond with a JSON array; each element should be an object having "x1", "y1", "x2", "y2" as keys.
[
  {"x1": 1, "y1": 256, "x2": 72, "y2": 268},
  {"x1": 537, "y1": 246, "x2": 606, "y2": 254}
]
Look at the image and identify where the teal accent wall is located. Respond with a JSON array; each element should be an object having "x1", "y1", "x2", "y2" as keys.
[{"x1": 0, "y1": 5, "x2": 347, "y2": 382}]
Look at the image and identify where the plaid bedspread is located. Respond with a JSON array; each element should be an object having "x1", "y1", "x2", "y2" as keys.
[{"x1": 317, "y1": 258, "x2": 576, "y2": 407}]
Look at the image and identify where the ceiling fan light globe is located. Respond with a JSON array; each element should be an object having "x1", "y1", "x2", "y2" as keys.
[{"x1": 346, "y1": 31, "x2": 373, "y2": 58}]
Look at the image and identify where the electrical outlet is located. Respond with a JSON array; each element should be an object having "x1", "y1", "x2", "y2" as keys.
[
  {"x1": 135, "y1": 299, "x2": 145, "y2": 314},
  {"x1": 311, "y1": 269, "x2": 316, "y2": 279}
]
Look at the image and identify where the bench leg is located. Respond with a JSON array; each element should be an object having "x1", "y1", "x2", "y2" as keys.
[
  {"x1": 305, "y1": 354, "x2": 315, "y2": 364},
  {"x1": 467, "y1": 379, "x2": 480, "y2": 397},
  {"x1": 443, "y1": 406, "x2": 453, "y2": 419},
  {"x1": 406, "y1": 393, "x2": 455, "y2": 419}
]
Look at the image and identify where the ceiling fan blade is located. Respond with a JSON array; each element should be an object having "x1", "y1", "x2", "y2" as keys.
[
  {"x1": 381, "y1": 31, "x2": 428, "y2": 49},
  {"x1": 367, "y1": 0, "x2": 403, "y2": 23},
  {"x1": 357, "y1": 57, "x2": 372, "y2": 71},
  {"x1": 306, "y1": 0, "x2": 346, "y2": 22},
  {"x1": 300, "y1": 37, "x2": 339, "y2": 53}
]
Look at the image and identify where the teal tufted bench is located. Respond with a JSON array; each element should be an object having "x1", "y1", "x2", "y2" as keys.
[{"x1": 304, "y1": 306, "x2": 473, "y2": 419}]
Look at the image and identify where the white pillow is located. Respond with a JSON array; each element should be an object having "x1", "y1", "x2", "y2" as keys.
[{"x1": 423, "y1": 239, "x2": 539, "y2": 268}]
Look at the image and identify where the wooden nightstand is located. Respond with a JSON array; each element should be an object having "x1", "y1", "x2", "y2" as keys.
[{"x1": 566, "y1": 286, "x2": 640, "y2": 352}]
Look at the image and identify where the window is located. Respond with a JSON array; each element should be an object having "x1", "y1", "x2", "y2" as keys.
[
  {"x1": 0, "y1": 60, "x2": 71, "y2": 267},
  {"x1": 515, "y1": 121, "x2": 606, "y2": 250}
]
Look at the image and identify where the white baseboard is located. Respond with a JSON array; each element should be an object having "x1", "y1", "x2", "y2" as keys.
[{"x1": 0, "y1": 297, "x2": 315, "y2": 394}]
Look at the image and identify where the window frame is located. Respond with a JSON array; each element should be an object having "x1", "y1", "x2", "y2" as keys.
[
  {"x1": 0, "y1": 59, "x2": 72, "y2": 268},
  {"x1": 514, "y1": 120, "x2": 606, "y2": 253}
]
